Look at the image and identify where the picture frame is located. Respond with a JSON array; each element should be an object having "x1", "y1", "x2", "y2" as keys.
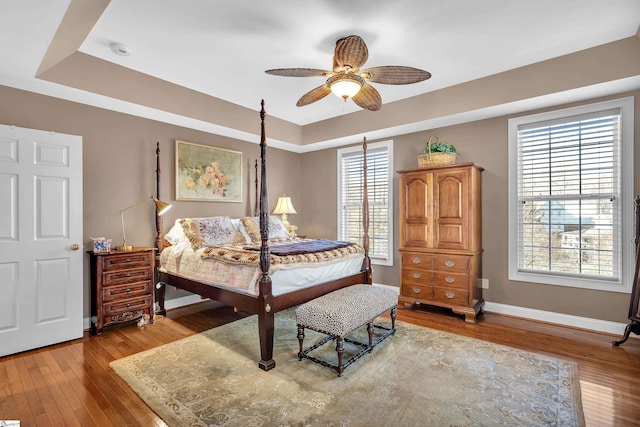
[
  {"x1": 92, "y1": 238, "x2": 111, "y2": 253},
  {"x1": 175, "y1": 140, "x2": 243, "y2": 202}
]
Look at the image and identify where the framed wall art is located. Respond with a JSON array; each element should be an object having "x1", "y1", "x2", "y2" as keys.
[{"x1": 175, "y1": 139, "x2": 242, "y2": 202}]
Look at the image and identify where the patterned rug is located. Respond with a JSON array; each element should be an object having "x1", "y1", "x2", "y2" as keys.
[{"x1": 110, "y1": 310, "x2": 584, "y2": 426}]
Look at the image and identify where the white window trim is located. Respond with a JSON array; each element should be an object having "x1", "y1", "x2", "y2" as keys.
[
  {"x1": 508, "y1": 97, "x2": 634, "y2": 293},
  {"x1": 337, "y1": 140, "x2": 394, "y2": 267}
]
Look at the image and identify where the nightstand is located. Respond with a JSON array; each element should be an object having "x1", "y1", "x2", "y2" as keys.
[{"x1": 88, "y1": 247, "x2": 155, "y2": 335}]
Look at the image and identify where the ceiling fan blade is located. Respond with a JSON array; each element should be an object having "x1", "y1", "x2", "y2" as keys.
[
  {"x1": 352, "y1": 83, "x2": 382, "y2": 111},
  {"x1": 265, "y1": 68, "x2": 332, "y2": 78},
  {"x1": 296, "y1": 84, "x2": 331, "y2": 107},
  {"x1": 334, "y1": 35, "x2": 368, "y2": 70},
  {"x1": 361, "y1": 66, "x2": 431, "y2": 85}
]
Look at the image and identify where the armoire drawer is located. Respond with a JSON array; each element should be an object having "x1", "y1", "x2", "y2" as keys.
[
  {"x1": 433, "y1": 271, "x2": 468, "y2": 290},
  {"x1": 401, "y1": 282, "x2": 433, "y2": 300},
  {"x1": 433, "y1": 255, "x2": 469, "y2": 273},
  {"x1": 433, "y1": 287, "x2": 469, "y2": 306}
]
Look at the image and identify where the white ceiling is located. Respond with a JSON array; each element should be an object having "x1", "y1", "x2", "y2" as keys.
[{"x1": 1, "y1": 0, "x2": 639, "y2": 144}]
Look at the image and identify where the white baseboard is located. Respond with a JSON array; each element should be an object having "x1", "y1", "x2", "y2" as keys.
[{"x1": 484, "y1": 301, "x2": 636, "y2": 338}]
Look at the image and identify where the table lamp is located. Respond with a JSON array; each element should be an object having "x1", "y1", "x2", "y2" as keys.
[
  {"x1": 272, "y1": 194, "x2": 296, "y2": 233},
  {"x1": 119, "y1": 196, "x2": 172, "y2": 251}
]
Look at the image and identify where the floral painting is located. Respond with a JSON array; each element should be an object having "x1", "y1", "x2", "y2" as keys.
[{"x1": 175, "y1": 140, "x2": 242, "y2": 202}]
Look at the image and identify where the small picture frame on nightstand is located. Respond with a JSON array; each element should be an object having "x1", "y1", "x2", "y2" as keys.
[{"x1": 92, "y1": 237, "x2": 111, "y2": 253}]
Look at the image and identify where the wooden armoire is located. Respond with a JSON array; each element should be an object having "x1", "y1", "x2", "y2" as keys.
[{"x1": 398, "y1": 162, "x2": 484, "y2": 323}]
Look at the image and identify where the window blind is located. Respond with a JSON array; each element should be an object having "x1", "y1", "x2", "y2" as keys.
[
  {"x1": 516, "y1": 108, "x2": 621, "y2": 280},
  {"x1": 339, "y1": 146, "x2": 389, "y2": 261}
]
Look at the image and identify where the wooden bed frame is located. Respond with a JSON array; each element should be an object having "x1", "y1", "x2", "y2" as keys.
[{"x1": 154, "y1": 100, "x2": 372, "y2": 371}]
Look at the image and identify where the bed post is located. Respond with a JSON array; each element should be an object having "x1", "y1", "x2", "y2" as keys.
[
  {"x1": 257, "y1": 100, "x2": 276, "y2": 371},
  {"x1": 362, "y1": 137, "x2": 372, "y2": 283},
  {"x1": 254, "y1": 159, "x2": 259, "y2": 216},
  {"x1": 155, "y1": 142, "x2": 167, "y2": 315}
]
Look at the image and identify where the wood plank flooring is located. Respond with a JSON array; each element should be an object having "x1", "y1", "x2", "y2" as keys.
[{"x1": 1, "y1": 301, "x2": 638, "y2": 426}]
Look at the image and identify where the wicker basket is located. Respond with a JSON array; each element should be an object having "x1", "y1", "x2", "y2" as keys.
[{"x1": 417, "y1": 136, "x2": 457, "y2": 168}]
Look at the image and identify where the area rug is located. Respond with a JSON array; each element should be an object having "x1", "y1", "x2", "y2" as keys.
[{"x1": 110, "y1": 310, "x2": 584, "y2": 426}]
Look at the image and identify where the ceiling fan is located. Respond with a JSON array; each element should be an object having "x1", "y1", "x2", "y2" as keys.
[{"x1": 265, "y1": 35, "x2": 431, "y2": 111}]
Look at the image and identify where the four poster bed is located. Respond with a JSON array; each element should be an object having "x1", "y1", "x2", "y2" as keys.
[{"x1": 154, "y1": 100, "x2": 372, "y2": 371}]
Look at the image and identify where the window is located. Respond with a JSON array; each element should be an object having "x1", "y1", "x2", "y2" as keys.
[
  {"x1": 508, "y1": 97, "x2": 634, "y2": 292},
  {"x1": 337, "y1": 140, "x2": 393, "y2": 266}
]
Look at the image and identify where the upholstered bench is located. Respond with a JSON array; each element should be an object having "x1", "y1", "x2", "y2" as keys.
[{"x1": 295, "y1": 284, "x2": 397, "y2": 376}]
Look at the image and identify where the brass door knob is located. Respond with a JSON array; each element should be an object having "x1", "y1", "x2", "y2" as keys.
[{"x1": 71, "y1": 244, "x2": 80, "y2": 251}]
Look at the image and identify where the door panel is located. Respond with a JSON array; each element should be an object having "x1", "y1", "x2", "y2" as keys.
[
  {"x1": 400, "y1": 174, "x2": 433, "y2": 248},
  {"x1": 434, "y1": 170, "x2": 469, "y2": 250}
]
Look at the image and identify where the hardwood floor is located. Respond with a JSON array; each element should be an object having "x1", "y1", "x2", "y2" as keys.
[{"x1": 1, "y1": 301, "x2": 639, "y2": 426}]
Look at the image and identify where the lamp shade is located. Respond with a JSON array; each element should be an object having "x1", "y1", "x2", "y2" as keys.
[
  {"x1": 272, "y1": 195, "x2": 297, "y2": 215},
  {"x1": 153, "y1": 198, "x2": 172, "y2": 216},
  {"x1": 328, "y1": 74, "x2": 365, "y2": 100}
]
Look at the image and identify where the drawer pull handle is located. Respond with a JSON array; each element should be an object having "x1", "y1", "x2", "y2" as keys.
[
  {"x1": 412, "y1": 257, "x2": 421, "y2": 264},
  {"x1": 445, "y1": 260, "x2": 455, "y2": 267},
  {"x1": 126, "y1": 303, "x2": 131, "y2": 307},
  {"x1": 445, "y1": 276, "x2": 454, "y2": 283},
  {"x1": 412, "y1": 287, "x2": 421, "y2": 294},
  {"x1": 126, "y1": 288, "x2": 131, "y2": 292},
  {"x1": 125, "y1": 273, "x2": 130, "y2": 277},
  {"x1": 445, "y1": 291, "x2": 455, "y2": 299},
  {"x1": 412, "y1": 272, "x2": 421, "y2": 279}
]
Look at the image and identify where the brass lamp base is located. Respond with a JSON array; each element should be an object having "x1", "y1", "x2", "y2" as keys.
[{"x1": 117, "y1": 243, "x2": 134, "y2": 251}]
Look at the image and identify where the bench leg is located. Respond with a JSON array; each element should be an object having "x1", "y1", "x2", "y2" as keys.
[
  {"x1": 367, "y1": 322, "x2": 373, "y2": 350},
  {"x1": 336, "y1": 337, "x2": 345, "y2": 376},
  {"x1": 297, "y1": 326, "x2": 305, "y2": 359},
  {"x1": 390, "y1": 307, "x2": 397, "y2": 332}
]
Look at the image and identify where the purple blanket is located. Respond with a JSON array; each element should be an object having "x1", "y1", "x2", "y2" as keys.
[{"x1": 246, "y1": 239, "x2": 354, "y2": 256}]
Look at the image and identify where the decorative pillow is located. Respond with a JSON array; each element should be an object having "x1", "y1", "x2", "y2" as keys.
[
  {"x1": 240, "y1": 216, "x2": 291, "y2": 243},
  {"x1": 268, "y1": 216, "x2": 291, "y2": 240},
  {"x1": 231, "y1": 218, "x2": 252, "y2": 244},
  {"x1": 181, "y1": 216, "x2": 239, "y2": 249},
  {"x1": 240, "y1": 216, "x2": 261, "y2": 243}
]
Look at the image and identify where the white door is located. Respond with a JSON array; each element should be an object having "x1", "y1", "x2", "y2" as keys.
[{"x1": 0, "y1": 124, "x2": 83, "y2": 357}]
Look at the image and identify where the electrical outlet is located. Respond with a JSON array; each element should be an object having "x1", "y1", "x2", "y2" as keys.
[{"x1": 480, "y1": 278, "x2": 489, "y2": 289}]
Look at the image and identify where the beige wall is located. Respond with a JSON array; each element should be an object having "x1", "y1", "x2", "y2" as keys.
[
  {"x1": 0, "y1": 85, "x2": 301, "y2": 317},
  {"x1": 300, "y1": 90, "x2": 640, "y2": 324}
]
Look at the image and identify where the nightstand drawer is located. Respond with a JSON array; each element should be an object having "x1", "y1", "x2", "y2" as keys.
[
  {"x1": 433, "y1": 255, "x2": 469, "y2": 273},
  {"x1": 102, "y1": 252, "x2": 152, "y2": 271},
  {"x1": 103, "y1": 281, "x2": 151, "y2": 301},
  {"x1": 104, "y1": 295, "x2": 152, "y2": 315},
  {"x1": 103, "y1": 267, "x2": 152, "y2": 286},
  {"x1": 401, "y1": 282, "x2": 433, "y2": 300},
  {"x1": 433, "y1": 271, "x2": 468, "y2": 290},
  {"x1": 433, "y1": 287, "x2": 469, "y2": 306}
]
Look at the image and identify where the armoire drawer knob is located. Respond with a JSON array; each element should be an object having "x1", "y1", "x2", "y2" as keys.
[
  {"x1": 445, "y1": 291, "x2": 455, "y2": 299},
  {"x1": 445, "y1": 276, "x2": 455, "y2": 283},
  {"x1": 445, "y1": 260, "x2": 455, "y2": 267},
  {"x1": 412, "y1": 272, "x2": 421, "y2": 279},
  {"x1": 412, "y1": 257, "x2": 421, "y2": 264},
  {"x1": 412, "y1": 287, "x2": 421, "y2": 294}
]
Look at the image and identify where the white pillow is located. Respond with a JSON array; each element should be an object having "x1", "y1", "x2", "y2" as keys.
[{"x1": 164, "y1": 219, "x2": 191, "y2": 258}]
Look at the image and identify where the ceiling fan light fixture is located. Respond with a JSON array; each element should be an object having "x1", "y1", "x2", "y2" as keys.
[{"x1": 328, "y1": 74, "x2": 364, "y2": 100}]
